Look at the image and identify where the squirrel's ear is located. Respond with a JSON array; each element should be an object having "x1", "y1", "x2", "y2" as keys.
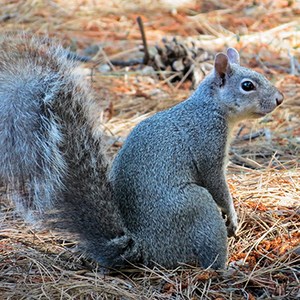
[
  {"x1": 214, "y1": 53, "x2": 229, "y2": 78},
  {"x1": 227, "y1": 48, "x2": 240, "y2": 65}
]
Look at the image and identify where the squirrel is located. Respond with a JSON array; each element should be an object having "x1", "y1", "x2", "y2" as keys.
[{"x1": 0, "y1": 34, "x2": 283, "y2": 270}]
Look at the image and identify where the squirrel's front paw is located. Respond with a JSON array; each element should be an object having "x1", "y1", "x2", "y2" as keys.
[
  {"x1": 226, "y1": 220, "x2": 237, "y2": 237},
  {"x1": 225, "y1": 212, "x2": 238, "y2": 238}
]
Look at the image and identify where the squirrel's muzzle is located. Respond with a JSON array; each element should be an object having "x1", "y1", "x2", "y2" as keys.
[{"x1": 275, "y1": 91, "x2": 284, "y2": 106}]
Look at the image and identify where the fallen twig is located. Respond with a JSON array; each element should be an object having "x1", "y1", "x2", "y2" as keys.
[{"x1": 137, "y1": 16, "x2": 150, "y2": 64}]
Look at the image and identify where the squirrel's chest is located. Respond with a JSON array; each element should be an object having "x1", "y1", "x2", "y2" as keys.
[{"x1": 183, "y1": 121, "x2": 231, "y2": 177}]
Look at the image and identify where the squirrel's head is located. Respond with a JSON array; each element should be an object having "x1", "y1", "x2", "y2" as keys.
[{"x1": 213, "y1": 48, "x2": 283, "y2": 121}]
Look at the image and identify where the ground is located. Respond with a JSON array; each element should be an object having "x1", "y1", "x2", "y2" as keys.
[{"x1": 0, "y1": 1, "x2": 299, "y2": 299}]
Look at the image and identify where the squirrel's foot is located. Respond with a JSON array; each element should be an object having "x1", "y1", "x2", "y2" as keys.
[
  {"x1": 226, "y1": 220, "x2": 237, "y2": 238},
  {"x1": 223, "y1": 211, "x2": 238, "y2": 238}
]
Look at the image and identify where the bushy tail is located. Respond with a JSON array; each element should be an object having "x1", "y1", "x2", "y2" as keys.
[
  {"x1": 0, "y1": 34, "x2": 141, "y2": 268},
  {"x1": 0, "y1": 35, "x2": 65, "y2": 214}
]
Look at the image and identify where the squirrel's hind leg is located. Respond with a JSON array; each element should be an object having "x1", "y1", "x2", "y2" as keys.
[
  {"x1": 167, "y1": 184, "x2": 227, "y2": 269},
  {"x1": 141, "y1": 185, "x2": 227, "y2": 269},
  {"x1": 186, "y1": 185, "x2": 228, "y2": 269}
]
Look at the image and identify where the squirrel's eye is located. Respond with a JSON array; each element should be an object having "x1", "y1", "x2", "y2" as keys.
[{"x1": 241, "y1": 80, "x2": 255, "y2": 92}]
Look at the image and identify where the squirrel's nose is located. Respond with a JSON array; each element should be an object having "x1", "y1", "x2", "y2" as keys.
[{"x1": 275, "y1": 91, "x2": 284, "y2": 106}]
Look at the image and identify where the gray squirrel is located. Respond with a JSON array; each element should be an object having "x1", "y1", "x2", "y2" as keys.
[{"x1": 0, "y1": 34, "x2": 283, "y2": 269}]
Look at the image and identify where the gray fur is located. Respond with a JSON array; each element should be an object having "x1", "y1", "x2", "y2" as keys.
[
  {"x1": 110, "y1": 49, "x2": 283, "y2": 268},
  {"x1": 0, "y1": 34, "x2": 139, "y2": 267},
  {"x1": 0, "y1": 35, "x2": 283, "y2": 269}
]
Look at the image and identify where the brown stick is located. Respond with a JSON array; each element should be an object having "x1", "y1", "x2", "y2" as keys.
[{"x1": 137, "y1": 16, "x2": 150, "y2": 64}]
